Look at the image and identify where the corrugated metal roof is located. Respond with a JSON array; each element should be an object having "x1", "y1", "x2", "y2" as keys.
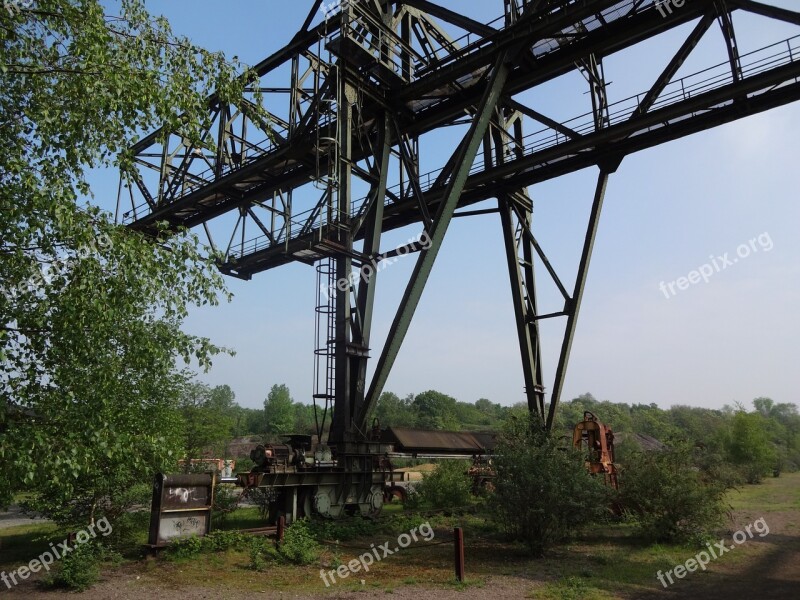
[{"x1": 383, "y1": 427, "x2": 496, "y2": 454}]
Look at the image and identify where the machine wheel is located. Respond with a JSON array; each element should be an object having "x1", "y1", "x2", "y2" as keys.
[
  {"x1": 360, "y1": 488, "x2": 384, "y2": 518},
  {"x1": 298, "y1": 488, "x2": 313, "y2": 518}
]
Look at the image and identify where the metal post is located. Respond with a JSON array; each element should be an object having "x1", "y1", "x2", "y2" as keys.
[{"x1": 454, "y1": 527, "x2": 465, "y2": 582}]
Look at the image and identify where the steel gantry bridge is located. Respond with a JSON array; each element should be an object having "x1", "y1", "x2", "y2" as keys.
[{"x1": 118, "y1": 0, "x2": 800, "y2": 454}]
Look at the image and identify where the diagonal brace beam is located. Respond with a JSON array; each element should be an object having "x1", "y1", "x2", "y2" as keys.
[
  {"x1": 360, "y1": 51, "x2": 513, "y2": 424},
  {"x1": 633, "y1": 11, "x2": 715, "y2": 119},
  {"x1": 546, "y1": 170, "x2": 610, "y2": 430},
  {"x1": 401, "y1": 0, "x2": 498, "y2": 37}
]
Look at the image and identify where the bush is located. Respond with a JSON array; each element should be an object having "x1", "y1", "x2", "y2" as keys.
[
  {"x1": 164, "y1": 534, "x2": 204, "y2": 560},
  {"x1": 492, "y1": 417, "x2": 612, "y2": 556},
  {"x1": 248, "y1": 536, "x2": 279, "y2": 571},
  {"x1": 620, "y1": 445, "x2": 731, "y2": 544},
  {"x1": 724, "y1": 411, "x2": 777, "y2": 484},
  {"x1": 204, "y1": 530, "x2": 249, "y2": 552},
  {"x1": 414, "y1": 461, "x2": 472, "y2": 510},
  {"x1": 104, "y1": 510, "x2": 150, "y2": 551},
  {"x1": 164, "y1": 530, "x2": 248, "y2": 560},
  {"x1": 279, "y1": 519, "x2": 321, "y2": 565},
  {"x1": 48, "y1": 542, "x2": 101, "y2": 591}
]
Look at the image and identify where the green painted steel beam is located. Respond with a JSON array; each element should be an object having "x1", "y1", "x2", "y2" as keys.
[
  {"x1": 363, "y1": 51, "x2": 513, "y2": 417},
  {"x1": 546, "y1": 170, "x2": 610, "y2": 430}
]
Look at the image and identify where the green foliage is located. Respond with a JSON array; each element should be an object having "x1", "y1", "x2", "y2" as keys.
[
  {"x1": 309, "y1": 516, "x2": 379, "y2": 542},
  {"x1": 0, "y1": 0, "x2": 250, "y2": 516},
  {"x1": 412, "y1": 390, "x2": 459, "y2": 430},
  {"x1": 278, "y1": 519, "x2": 321, "y2": 565},
  {"x1": 165, "y1": 529, "x2": 249, "y2": 560},
  {"x1": 47, "y1": 542, "x2": 106, "y2": 591},
  {"x1": 99, "y1": 485, "x2": 151, "y2": 549},
  {"x1": 724, "y1": 411, "x2": 777, "y2": 483},
  {"x1": 180, "y1": 382, "x2": 236, "y2": 462},
  {"x1": 164, "y1": 535, "x2": 205, "y2": 560},
  {"x1": 204, "y1": 529, "x2": 249, "y2": 552},
  {"x1": 492, "y1": 417, "x2": 612, "y2": 556},
  {"x1": 263, "y1": 384, "x2": 296, "y2": 436},
  {"x1": 414, "y1": 461, "x2": 473, "y2": 510},
  {"x1": 374, "y1": 392, "x2": 417, "y2": 428},
  {"x1": 619, "y1": 445, "x2": 731, "y2": 544},
  {"x1": 241, "y1": 407, "x2": 267, "y2": 436},
  {"x1": 211, "y1": 485, "x2": 241, "y2": 527},
  {"x1": 248, "y1": 536, "x2": 278, "y2": 571}
]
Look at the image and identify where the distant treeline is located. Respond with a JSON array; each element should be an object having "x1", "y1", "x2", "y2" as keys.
[{"x1": 183, "y1": 383, "x2": 800, "y2": 480}]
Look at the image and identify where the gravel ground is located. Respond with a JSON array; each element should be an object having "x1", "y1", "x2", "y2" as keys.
[
  {"x1": 2, "y1": 495, "x2": 797, "y2": 599},
  {"x1": 3, "y1": 573, "x2": 534, "y2": 599}
]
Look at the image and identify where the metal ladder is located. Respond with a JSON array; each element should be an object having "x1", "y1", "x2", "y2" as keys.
[{"x1": 313, "y1": 257, "x2": 336, "y2": 442}]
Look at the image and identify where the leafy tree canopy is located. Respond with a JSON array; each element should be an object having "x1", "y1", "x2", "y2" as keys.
[{"x1": 0, "y1": 0, "x2": 256, "y2": 519}]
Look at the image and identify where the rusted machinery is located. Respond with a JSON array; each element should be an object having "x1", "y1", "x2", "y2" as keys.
[
  {"x1": 240, "y1": 427, "x2": 496, "y2": 522},
  {"x1": 572, "y1": 411, "x2": 619, "y2": 489}
]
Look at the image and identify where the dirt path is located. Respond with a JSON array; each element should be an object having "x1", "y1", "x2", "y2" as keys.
[{"x1": 650, "y1": 508, "x2": 800, "y2": 600}]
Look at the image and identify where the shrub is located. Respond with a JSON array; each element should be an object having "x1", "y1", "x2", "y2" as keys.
[
  {"x1": 48, "y1": 542, "x2": 101, "y2": 591},
  {"x1": 723, "y1": 411, "x2": 777, "y2": 484},
  {"x1": 279, "y1": 519, "x2": 321, "y2": 565},
  {"x1": 414, "y1": 461, "x2": 472, "y2": 510},
  {"x1": 164, "y1": 534, "x2": 204, "y2": 560},
  {"x1": 165, "y1": 529, "x2": 249, "y2": 560},
  {"x1": 204, "y1": 530, "x2": 248, "y2": 552},
  {"x1": 492, "y1": 417, "x2": 612, "y2": 556},
  {"x1": 620, "y1": 445, "x2": 731, "y2": 544},
  {"x1": 248, "y1": 537, "x2": 278, "y2": 571}
]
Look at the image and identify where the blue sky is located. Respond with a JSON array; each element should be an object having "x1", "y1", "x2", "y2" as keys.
[{"x1": 90, "y1": 1, "x2": 800, "y2": 412}]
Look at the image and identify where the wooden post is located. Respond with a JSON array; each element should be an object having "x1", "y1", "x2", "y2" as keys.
[
  {"x1": 277, "y1": 515, "x2": 286, "y2": 545},
  {"x1": 454, "y1": 527, "x2": 465, "y2": 582}
]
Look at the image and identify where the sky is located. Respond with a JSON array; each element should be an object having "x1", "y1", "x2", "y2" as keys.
[{"x1": 90, "y1": 1, "x2": 800, "y2": 412}]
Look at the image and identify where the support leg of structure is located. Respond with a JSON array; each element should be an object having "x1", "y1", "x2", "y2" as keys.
[
  {"x1": 349, "y1": 112, "x2": 392, "y2": 429},
  {"x1": 546, "y1": 170, "x2": 610, "y2": 430},
  {"x1": 329, "y1": 76, "x2": 356, "y2": 445},
  {"x1": 361, "y1": 51, "x2": 513, "y2": 423},
  {"x1": 499, "y1": 195, "x2": 543, "y2": 423}
]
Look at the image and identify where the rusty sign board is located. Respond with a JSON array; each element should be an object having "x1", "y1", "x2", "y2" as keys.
[{"x1": 148, "y1": 472, "x2": 215, "y2": 547}]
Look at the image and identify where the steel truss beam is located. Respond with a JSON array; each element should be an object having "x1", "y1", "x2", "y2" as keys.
[{"x1": 118, "y1": 1, "x2": 800, "y2": 439}]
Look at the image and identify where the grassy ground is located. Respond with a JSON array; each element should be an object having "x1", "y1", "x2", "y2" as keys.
[{"x1": 1, "y1": 472, "x2": 797, "y2": 598}]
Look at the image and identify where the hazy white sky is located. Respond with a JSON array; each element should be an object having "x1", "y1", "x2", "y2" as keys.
[{"x1": 92, "y1": 1, "x2": 800, "y2": 412}]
